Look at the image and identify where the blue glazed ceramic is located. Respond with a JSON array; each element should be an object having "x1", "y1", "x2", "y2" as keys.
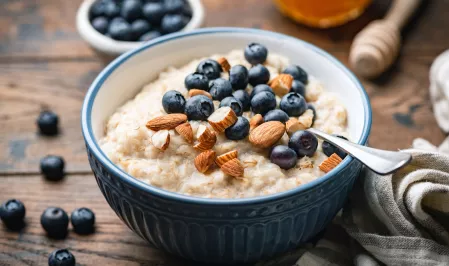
[{"x1": 82, "y1": 28, "x2": 371, "y2": 264}]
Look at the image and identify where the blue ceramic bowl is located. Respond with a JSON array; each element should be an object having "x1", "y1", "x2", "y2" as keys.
[{"x1": 81, "y1": 28, "x2": 371, "y2": 264}]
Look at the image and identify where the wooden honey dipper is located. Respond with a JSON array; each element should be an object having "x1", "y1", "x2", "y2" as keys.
[{"x1": 349, "y1": 0, "x2": 422, "y2": 78}]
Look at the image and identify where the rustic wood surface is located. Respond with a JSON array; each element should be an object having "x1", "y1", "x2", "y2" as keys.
[{"x1": 0, "y1": 0, "x2": 448, "y2": 265}]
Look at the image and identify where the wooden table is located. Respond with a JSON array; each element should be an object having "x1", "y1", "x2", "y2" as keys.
[{"x1": 0, "y1": 0, "x2": 447, "y2": 265}]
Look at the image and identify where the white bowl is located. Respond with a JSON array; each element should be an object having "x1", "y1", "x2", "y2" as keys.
[{"x1": 76, "y1": 0, "x2": 205, "y2": 57}]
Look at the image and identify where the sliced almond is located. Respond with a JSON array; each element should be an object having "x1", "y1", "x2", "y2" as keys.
[
  {"x1": 221, "y1": 158, "x2": 244, "y2": 178},
  {"x1": 194, "y1": 125, "x2": 217, "y2": 151},
  {"x1": 217, "y1": 57, "x2": 231, "y2": 72},
  {"x1": 215, "y1": 150, "x2": 238, "y2": 167},
  {"x1": 146, "y1": 114, "x2": 187, "y2": 131},
  {"x1": 175, "y1": 122, "x2": 193, "y2": 143},
  {"x1": 193, "y1": 141, "x2": 215, "y2": 152},
  {"x1": 151, "y1": 130, "x2": 170, "y2": 151},
  {"x1": 249, "y1": 114, "x2": 264, "y2": 131},
  {"x1": 270, "y1": 74, "x2": 293, "y2": 96},
  {"x1": 207, "y1": 107, "x2": 237, "y2": 133},
  {"x1": 319, "y1": 153, "x2": 343, "y2": 173},
  {"x1": 194, "y1": 150, "x2": 216, "y2": 173},
  {"x1": 188, "y1": 89, "x2": 212, "y2": 99},
  {"x1": 249, "y1": 121, "x2": 286, "y2": 148}
]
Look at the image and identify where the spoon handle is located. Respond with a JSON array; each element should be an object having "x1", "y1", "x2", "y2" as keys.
[{"x1": 307, "y1": 128, "x2": 412, "y2": 175}]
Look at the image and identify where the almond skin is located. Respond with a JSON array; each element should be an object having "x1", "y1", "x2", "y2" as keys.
[
  {"x1": 194, "y1": 150, "x2": 216, "y2": 173},
  {"x1": 189, "y1": 89, "x2": 212, "y2": 99},
  {"x1": 194, "y1": 125, "x2": 217, "y2": 151},
  {"x1": 193, "y1": 141, "x2": 215, "y2": 152},
  {"x1": 217, "y1": 57, "x2": 231, "y2": 72},
  {"x1": 215, "y1": 150, "x2": 238, "y2": 167},
  {"x1": 175, "y1": 122, "x2": 193, "y2": 143},
  {"x1": 146, "y1": 114, "x2": 187, "y2": 131},
  {"x1": 208, "y1": 107, "x2": 238, "y2": 133},
  {"x1": 319, "y1": 153, "x2": 343, "y2": 173},
  {"x1": 270, "y1": 74, "x2": 293, "y2": 96},
  {"x1": 249, "y1": 121, "x2": 286, "y2": 148},
  {"x1": 151, "y1": 130, "x2": 170, "y2": 151},
  {"x1": 221, "y1": 158, "x2": 244, "y2": 178},
  {"x1": 249, "y1": 114, "x2": 264, "y2": 131}
]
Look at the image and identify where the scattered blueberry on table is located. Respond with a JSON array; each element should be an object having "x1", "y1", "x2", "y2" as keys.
[
  {"x1": 48, "y1": 249, "x2": 76, "y2": 266},
  {"x1": 71, "y1": 208, "x2": 96, "y2": 235},
  {"x1": 89, "y1": 0, "x2": 192, "y2": 42},
  {"x1": 0, "y1": 199, "x2": 26, "y2": 230},
  {"x1": 40, "y1": 155, "x2": 65, "y2": 181},
  {"x1": 41, "y1": 207, "x2": 69, "y2": 239},
  {"x1": 37, "y1": 110, "x2": 59, "y2": 136}
]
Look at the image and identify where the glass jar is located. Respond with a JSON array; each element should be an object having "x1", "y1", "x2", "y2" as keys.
[{"x1": 274, "y1": 0, "x2": 373, "y2": 28}]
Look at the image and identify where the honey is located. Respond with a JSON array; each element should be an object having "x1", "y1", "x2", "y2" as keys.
[{"x1": 274, "y1": 0, "x2": 372, "y2": 28}]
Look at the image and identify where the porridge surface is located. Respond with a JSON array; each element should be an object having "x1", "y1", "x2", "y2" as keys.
[{"x1": 99, "y1": 50, "x2": 348, "y2": 198}]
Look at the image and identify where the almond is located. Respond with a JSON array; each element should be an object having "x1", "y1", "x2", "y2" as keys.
[
  {"x1": 270, "y1": 74, "x2": 293, "y2": 96},
  {"x1": 215, "y1": 150, "x2": 238, "y2": 167},
  {"x1": 151, "y1": 130, "x2": 170, "y2": 151},
  {"x1": 249, "y1": 121, "x2": 286, "y2": 148},
  {"x1": 194, "y1": 150, "x2": 216, "y2": 173},
  {"x1": 208, "y1": 107, "x2": 237, "y2": 133},
  {"x1": 146, "y1": 114, "x2": 187, "y2": 131},
  {"x1": 221, "y1": 158, "x2": 244, "y2": 178},
  {"x1": 217, "y1": 57, "x2": 231, "y2": 72},
  {"x1": 286, "y1": 118, "x2": 303, "y2": 136},
  {"x1": 194, "y1": 125, "x2": 217, "y2": 151},
  {"x1": 319, "y1": 153, "x2": 343, "y2": 173},
  {"x1": 175, "y1": 122, "x2": 193, "y2": 143},
  {"x1": 193, "y1": 141, "x2": 215, "y2": 152},
  {"x1": 188, "y1": 89, "x2": 212, "y2": 99},
  {"x1": 286, "y1": 109, "x2": 315, "y2": 136},
  {"x1": 297, "y1": 109, "x2": 314, "y2": 129},
  {"x1": 250, "y1": 114, "x2": 264, "y2": 131}
]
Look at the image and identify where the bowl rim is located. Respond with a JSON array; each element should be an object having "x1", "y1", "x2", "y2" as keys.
[{"x1": 81, "y1": 27, "x2": 372, "y2": 205}]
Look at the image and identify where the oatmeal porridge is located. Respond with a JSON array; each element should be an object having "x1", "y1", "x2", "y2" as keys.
[{"x1": 99, "y1": 43, "x2": 348, "y2": 199}]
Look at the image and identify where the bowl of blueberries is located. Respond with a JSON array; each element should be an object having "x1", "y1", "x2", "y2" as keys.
[{"x1": 76, "y1": 0, "x2": 204, "y2": 58}]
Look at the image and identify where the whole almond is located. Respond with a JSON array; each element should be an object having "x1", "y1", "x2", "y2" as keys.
[
  {"x1": 217, "y1": 57, "x2": 231, "y2": 72},
  {"x1": 146, "y1": 114, "x2": 187, "y2": 131},
  {"x1": 319, "y1": 153, "x2": 343, "y2": 173},
  {"x1": 194, "y1": 150, "x2": 216, "y2": 173},
  {"x1": 250, "y1": 114, "x2": 264, "y2": 131},
  {"x1": 208, "y1": 107, "x2": 237, "y2": 133},
  {"x1": 221, "y1": 158, "x2": 244, "y2": 178},
  {"x1": 270, "y1": 74, "x2": 293, "y2": 96},
  {"x1": 175, "y1": 122, "x2": 193, "y2": 143},
  {"x1": 215, "y1": 150, "x2": 238, "y2": 167},
  {"x1": 249, "y1": 121, "x2": 285, "y2": 148},
  {"x1": 189, "y1": 89, "x2": 212, "y2": 99},
  {"x1": 151, "y1": 130, "x2": 170, "y2": 151}
]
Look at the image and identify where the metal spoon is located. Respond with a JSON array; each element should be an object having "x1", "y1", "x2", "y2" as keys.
[{"x1": 306, "y1": 128, "x2": 412, "y2": 175}]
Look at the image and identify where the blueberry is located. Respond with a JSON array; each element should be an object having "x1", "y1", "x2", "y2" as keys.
[
  {"x1": 37, "y1": 110, "x2": 59, "y2": 136},
  {"x1": 164, "y1": 0, "x2": 185, "y2": 13},
  {"x1": 181, "y1": 2, "x2": 193, "y2": 17},
  {"x1": 121, "y1": 0, "x2": 143, "y2": 22},
  {"x1": 90, "y1": 0, "x2": 108, "y2": 18},
  {"x1": 0, "y1": 199, "x2": 26, "y2": 230},
  {"x1": 229, "y1": 65, "x2": 249, "y2": 90},
  {"x1": 219, "y1": 97, "x2": 243, "y2": 116},
  {"x1": 264, "y1": 109, "x2": 289, "y2": 124},
  {"x1": 130, "y1": 19, "x2": 151, "y2": 40},
  {"x1": 142, "y1": 2, "x2": 166, "y2": 25},
  {"x1": 185, "y1": 95, "x2": 214, "y2": 121},
  {"x1": 250, "y1": 84, "x2": 274, "y2": 99},
  {"x1": 250, "y1": 91, "x2": 276, "y2": 115},
  {"x1": 196, "y1": 59, "x2": 222, "y2": 80},
  {"x1": 139, "y1": 30, "x2": 161, "y2": 41},
  {"x1": 280, "y1": 92, "x2": 307, "y2": 117},
  {"x1": 232, "y1": 90, "x2": 250, "y2": 111},
  {"x1": 71, "y1": 208, "x2": 95, "y2": 235},
  {"x1": 288, "y1": 130, "x2": 318, "y2": 157},
  {"x1": 244, "y1": 43, "x2": 268, "y2": 65},
  {"x1": 290, "y1": 80, "x2": 305, "y2": 97},
  {"x1": 41, "y1": 207, "x2": 69, "y2": 239},
  {"x1": 248, "y1": 64, "x2": 270, "y2": 86},
  {"x1": 184, "y1": 72, "x2": 209, "y2": 91},
  {"x1": 209, "y1": 78, "x2": 233, "y2": 101},
  {"x1": 48, "y1": 249, "x2": 76, "y2": 266},
  {"x1": 322, "y1": 135, "x2": 348, "y2": 159},
  {"x1": 40, "y1": 155, "x2": 65, "y2": 181},
  {"x1": 283, "y1": 65, "x2": 308, "y2": 84},
  {"x1": 162, "y1": 90, "x2": 186, "y2": 114},
  {"x1": 108, "y1": 18, "x2": 132, "y2": 41},
  {"x1": 225, "y1": 117, "x2": 250, "y2": 140},
  {"x1": 161, "y1": 14, "x2": 188, "y2": 33},
  {"x1": 307, "y1": 104, "x2": 316, "y2": 126},
  {"x1": 270, "y1": 145, "x2": 298, "y2": 170},
  {"x1": 91, "y1": 16, "x2": 109, "y2": 34},
  {"x1": 103, "y1": 1, "x2": 120, "y2": 18}
]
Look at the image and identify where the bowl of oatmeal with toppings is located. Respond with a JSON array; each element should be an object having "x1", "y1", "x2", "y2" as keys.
[{"x1": 82, "y1": 28, "x2": 371, "y2": 264}]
